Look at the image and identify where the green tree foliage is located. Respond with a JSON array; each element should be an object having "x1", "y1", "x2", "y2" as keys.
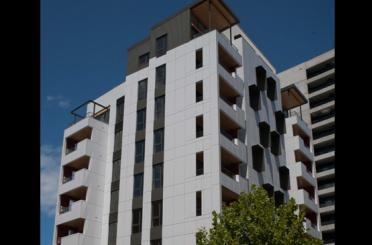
[{"x1": 196, "y1": 185, "x2": 322, "y2": 245}]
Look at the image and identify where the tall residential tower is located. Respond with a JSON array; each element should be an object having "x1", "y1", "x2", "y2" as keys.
[
  {"x1": 279, "y1": 49, "x2": 335, "y2": 245},
  {"x1": 53, "y1": 1, "x2": 323, "y2": 245}
]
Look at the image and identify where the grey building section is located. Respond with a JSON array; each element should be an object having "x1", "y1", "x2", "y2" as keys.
[
  {"x1": 126, "y1": 0, "x2": 239, "y2": 76},
  {"x1": 278, "y1": 49, "x2": 335, "y2": 245}
]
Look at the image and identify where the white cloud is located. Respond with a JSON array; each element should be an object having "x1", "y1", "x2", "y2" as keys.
[
  {"x1": 40, "y1": 145, "x2": 61, "y2": 216},
  {"x1": 47, "y1": 95, "x2": 71, "y2": 108}
]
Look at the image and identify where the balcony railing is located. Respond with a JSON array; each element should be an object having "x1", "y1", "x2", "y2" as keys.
[
  {"x1": 221, "y1": 167, "x2": 238, "y2": 179},
  {"x1": 70, "y1": 100, "x2": 110, "y2": 125},
  {"x1": 60, "y1": 205, "x2": 70, "y2": 214},
  {"x1": 66, "y1": 144, "x2": 77, "y2": 155},
  {"x1": 63, "y1": 175, "x2": 74, "y2": 184}
]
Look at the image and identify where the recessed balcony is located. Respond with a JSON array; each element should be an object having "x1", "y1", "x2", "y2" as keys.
[
  {"x1": 219, "y1": 98, "x2": 245, "y2": 129},
  {"x1": 304, "y1": 217, "x2": 321, "y2": 239},
  {"x1": 294, "y1": 162, "x2": 316, "y2": 188},
  {"x1": 291, "y1": 189, "x2": 317, "y2": 213},
  {"x1": 220, "y1": 171, "x2": 248, "y2": 196},
  {"x1": 218, "y1": 65, "x2": 244, "y2": 97},
  {"x1": 293, "y1": 136, "x2": 314, "y2": 163},
  {"x1": 60, "y1": 233, "x2": 84, "y2": 245},
  {"x1": 221, "y1": 186, "x2": 240, "y2": 207},
  {"x1": 56, "y1": 220, "x2": 85, "y2": 245},
  {"x1": 63, "y1": 139, "x2": 93, "y2": 166},
  {"x1": 59, "y1": 168, "x2": 89, "y2": 195},
  {"x1": 56, "y1": 200, "x2": 87, "y2": 225},
  {"x1": 219, "y1": 132, "x2": 246, "y2": 163}
]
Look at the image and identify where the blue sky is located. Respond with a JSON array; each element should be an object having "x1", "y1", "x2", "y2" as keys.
[{"x1": 41, "y1": 0, "x2": 334, "y2": 244}]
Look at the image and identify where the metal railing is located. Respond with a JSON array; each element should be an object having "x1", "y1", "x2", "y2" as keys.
[{"x1": 70, "y1": 100, "x2": 110, "y2": 125}]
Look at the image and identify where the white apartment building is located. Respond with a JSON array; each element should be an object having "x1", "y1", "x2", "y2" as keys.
[
  {"x1": 53, "y1": 1, "x2": 322, "y2": 245},
  {"x1": 279, "y1": 49, "x2": 335, "y2": 244}
]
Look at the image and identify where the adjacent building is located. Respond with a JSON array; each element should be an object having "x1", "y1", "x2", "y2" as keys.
[
  {"x1": 279, "y1": 49, "x2": 335, "y2": 245},
  {"x1": 52, "y1": 1, "x2": 325, "y2": 245}
]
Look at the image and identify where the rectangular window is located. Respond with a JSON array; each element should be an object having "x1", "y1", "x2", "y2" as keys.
[
  {"x1": 113, "y1": 130, "x2": 123, "y2": 152},
  {"x1": 196, "y1": 191, "x2": 202, "y2": 216},
  {"x1": 153, "y1": 163, "x2": 163, "y2": 188},
  {"x1": 138, "y1": 79, "x2": 148, "y2": 101},
  {"x1": 154, "y1": 129, "x2": 164, "y2": 153},
  {"x1": 112, "y1": 160, "x2": 121, "y2": 182},
  {"x1": 196, "y1": 115, "x2": 204, "y2": 138},
  {"x1": 156, "y1": 34, "x2": 167, "y2": 57},
  {"x1": 136, "y1": 109, "x2": 146, "y2": 131},
  {"x1": 116, "y1": 97, "x2": 125, "y2": 123},
  {"x1": 152, "y1": 200, "x2": 163, "y2": 227},
  {"x1": 110, "y1": 190, "x2": 119, "y2": 212},
  {"x1": 196, "y1": 49, "x2": 203, "y2": 69},
  {"x1": 156, "y1": 64, "x2": 166, "y2": 89},
  {"x1": 138, "y1": 52, "x2": 150, "y2": 67},
  {"x1": 196, "y1": 152, "x2": 204, "y2": 176},
  {"x1": 196, "y1": 81, "x2": 203, "y2": 102},
  {"x1": 151, "y1": 239, "x2": 162, "y2": 245},
  {"x1": 135, "y1": 140, "x2": 145, "y2": 163},
  {"x1": 132, "y1": 208, "x2": 142, "y2": 233},
  {"x1": 267, "y1": 77, "x2": 277, "y2": 101},
  {"x1": 133, "y1": 173, "x2": 144, "y2": 198},
  {"x1": 154, "y1": 96, "x2": 165, "y2": 121},
  {"x1": 108, "y1": 222, "x2": 117, "y2": 245}
]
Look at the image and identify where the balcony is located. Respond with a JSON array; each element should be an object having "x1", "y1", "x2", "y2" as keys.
[
  {"x1": 218, "y1": 64, "x2": 244, "y2": 97},
  {"x1": 56, "y1": 200, "x2": 87, "y2": 225},
  {"x1": 291, "y1": 189, "x2": 317, "y2": 213},
  {"x1": 294, "y1": 162, "x2": 316, "y2": 187},
  {"x1": 217, "y1": 33, "x2": 242, "y2": 68},
  {"x1": 59, "y1": 168, "x2": 89, "y2": 195},
  {"x1": 219, "y1": 98, "x2": 245, "y2": 129},
  {"x1": 63, "y1": 139, "x2": 93, "y2": 166},
  {"x1": 289, "y1": 111, "x2": 312, "y2": 139},
  {"x1": 293, "y1": 136, "x2": 314, "y2": 163},
  {"x1": 220, "y1": 131, "x2": 246, "y2": 163},
  {"x1": 221, "y1": 186, "x2": 240, "y2": 207},
  {"x1": 310, "y1": 100, "x2": 334, "y2": 114},
  {"x1": 220, "y1": 171, "x2": 248, "y2": 196},
  {"x1": 304, "y1": 218, "x2": 321, "y2": 239},
  {"x1": 60, "y1": 233, "x2": 84, "y2": 245}
]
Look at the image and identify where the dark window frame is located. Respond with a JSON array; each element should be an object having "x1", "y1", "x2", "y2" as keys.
[
  {"x1": 133, "y1": 173, "x2": 144, "y2": 198},
  {"x1": 135, "y1": 140, "x2": 145, "y2": 163},
  {"x1": 153, "y1": 163, "x2": 163, "y2": 189},
  {"x1": 136, "y1": 109, "x2": 147, "y2": 131},
  {"x1": 153, "y1": 128, "x2": 164, "y2": 153},
  {"x1": 156, "y1": 34, "x2": 168, "y2": 57},
  {"x1": 132, "y1": 208, "x2": 142, "y2": 233}
]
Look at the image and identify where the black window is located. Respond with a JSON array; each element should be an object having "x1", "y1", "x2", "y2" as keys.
[
  {"x1": 154, "y1": 129, "x2": 164, "y2": 153},
  {"x1": 255, "y1": 66, "x2": 267, "y2": 90},
  {"x1": 112, "y1": 160, "x2": 121, "y2": 181},
  {"x1": 196, "y1": 81, "x2": 203, "y2": 102},
  {"x1": 133, "y1": 173, "x2": 144, "y2": 198},
  {"x1": 196, "y1": 115, "x2": 203, "y2": 138},
  {"x1": 138, "y1": 79, "x2": 148, "y2": 101},
  {"x1": 113, "y1": 130, "x2": 123, "y2": 152},
  {"x1": 136, "y1": 109, "x2": 146, "y2": 131},
  {"x1": 279, "y1": 166, "x2": 290, "y2": 190},
  {"x1": 252, "y1": 145, "x2": 264, "y2": 172},
  {"x1": 135, "y1": 140, "x2": 145, "y2": 163},
  {"x1": 132, "y1": 208, "x2": 142, "y2": 233},
  {"x1": 156, "y1": 64, "x2": 166, "y2": 89},
  {"x1": 156, "y1": 34, "x2": 167, "y2": 57},
  {"x1": 151, "y1": 239, "x2": 162, "y2": 245},
  {"x1": 138, "y1": 52, "x2": 150, "y2": 67},
  {"x1": 196, "y1": 152, "x2": 204, "y2": 176},
  {"x1": 196, "y1": 191, "x2": 202, "y2": 216},
  {"x1": 154, "y1": 96, "x2": 165, "y2": 121},
  {"x1": 108, "y1": 222, "x2": 117, "y2": 245},
  {"x1": 116, "y1": 97, "x2": 125, "y2": 123},
  {"x1": 267, "y1": 77, "x2": 277, "y2": 101},
  {"x1": 249, "y1": 85, "x2": 260, "y2": 111},
  {"x1": 152, "y1": 200, "x2": 163, "y2": 227},
  {"x1": 110, "y1": 190, "x2": 119, "y2": 212},
  {"x1": 270, "y1": 131, "x2": 281, "y2": 155},
  {"x1": 153, "y1": 163, "x2": 163, "y2": 188},
  {"x1": 196, "y1": 49, "x2": 203, "y2": 69}
]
